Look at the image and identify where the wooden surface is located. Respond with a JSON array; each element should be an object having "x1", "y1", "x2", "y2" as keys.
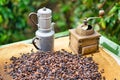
[{"x1": 0, "y1": 37, "x2": 120, "y2": 80}]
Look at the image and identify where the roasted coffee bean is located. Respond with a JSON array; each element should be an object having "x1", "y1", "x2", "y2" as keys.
[
  {"x1": 100, "y1": 69, "x2": 104, "y2": 73},
  {"x1": 0, "y1": 74, "x2": 3, "y2": 80},
  {"x1": 103, "y1": 76, "x2": 106, "y2": 80},
  {"x1": 114, "y1": 78, "x2": 117, "y2": 80},
  {"x1": 10, "y1": 56, "x2": 17, "y2": 61},
  {"x1": 5, "y1": 50, "x2": 104, "y2": 80}
]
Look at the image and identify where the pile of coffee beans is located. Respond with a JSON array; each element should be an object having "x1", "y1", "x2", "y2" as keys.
[
  {"x1": 5, "y1": 49, "x2": 103, "y2": 80},
  {"x1": 0, "y1": 74, "x2": 3, "y2": 80}
]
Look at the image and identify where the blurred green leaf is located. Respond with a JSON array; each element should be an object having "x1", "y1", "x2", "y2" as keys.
[
  {"x1": 57, "y1": 21, "x2": 67, "y2": 31},
  {"x1": 53, "y1": 13, "x2": 60, "y2": 21},
  {"x1": 105, "y1": 16, "x2": 111, "y2": 23},
  {"x1": 100, "y1": 18, "x2": 106, "y2": 29},
  {"x1": 109, "y1": 5, "x2": 117, "y2": 15},
  {"x1": 23, "y1": 0, "x2": 29, "y2": 5},
  {"x1": 61, "y1": 5, "x2": 70, "y2": 13},
  {"x1": 0, "y1": 15, "x2": 3, "y2": 23},
  {"x1": 94, "y1": 24, "x2": 100, "y2": 31},
  {"x1": 82, "y1": 0, "x2": 93, "y2": 8},
  {"x1": 118, "y1": 10, "x2": 120, "y2": 20},
  {"x1": 0, "y1": 0, "x2": 8, "y2": 5}
]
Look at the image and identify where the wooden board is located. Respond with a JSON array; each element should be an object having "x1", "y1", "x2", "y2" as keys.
[{"x1": 0, "y1": 37, "x2": 120, "y2": 80}]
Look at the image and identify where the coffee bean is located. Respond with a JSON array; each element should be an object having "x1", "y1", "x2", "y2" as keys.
[
  {"x1": 100, "y1": 69, "x2": 104, "y2": 73},
  {"x1": 5, "y1": 50, "x2": 104, "y2": 80},
  {"x1": 0, "y1": 74, "x2": 3, "y2": 80}
]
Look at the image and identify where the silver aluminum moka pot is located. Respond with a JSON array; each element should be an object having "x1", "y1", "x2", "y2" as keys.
[{"x1": 29, "y1": 7, "x2": 55, "y2": 52}]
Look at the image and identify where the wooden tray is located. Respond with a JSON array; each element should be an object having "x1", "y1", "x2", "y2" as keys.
[{"x1": 0, "y1": 37, "x2": 120, "y2": 80}]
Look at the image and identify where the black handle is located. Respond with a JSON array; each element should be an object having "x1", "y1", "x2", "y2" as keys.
[{"x1": 32, "y1": 37, "x2": 41, "y2": 50}]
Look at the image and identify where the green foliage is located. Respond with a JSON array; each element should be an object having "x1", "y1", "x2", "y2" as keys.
[
  {"x1": 0, "y1": 0, "x2": 7, "y2": 5},
  {"x1": 0, "y1": 0, "x2": 44, "y2": 45},
  {"x1": 0, "y1": 0, "x2": 120, "y2": 45},
  {"x1": 99, "y1": 2, "x2": 120, "y2": 45}
]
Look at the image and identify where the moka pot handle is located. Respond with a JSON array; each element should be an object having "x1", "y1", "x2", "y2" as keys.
[
  {"x1": 32, "y1": 37, "x2": 41, "y2": 50},
  {"x1": 29, "y1": 12, "x2": 38, "y2": 26}
]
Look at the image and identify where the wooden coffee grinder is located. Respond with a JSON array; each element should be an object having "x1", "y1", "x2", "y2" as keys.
[{"x1": 69, "y1": 17, "x2": 101, "y2": 54}]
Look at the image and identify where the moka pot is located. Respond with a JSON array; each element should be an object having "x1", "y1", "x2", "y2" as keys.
[{"x1": 29, "y1": 7, "x2": 55, "y2": 52}]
